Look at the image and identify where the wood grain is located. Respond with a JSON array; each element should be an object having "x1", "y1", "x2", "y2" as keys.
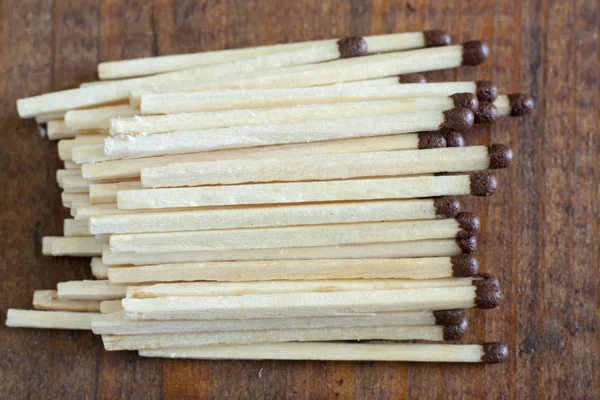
[{"x1": 0, "y1": 1, "x2": 597, "y2": 399}]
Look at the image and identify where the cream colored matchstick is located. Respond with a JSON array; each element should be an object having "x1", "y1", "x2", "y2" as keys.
[
  {"x1": 91, "y1": 257, "x2": 109, "y2": 279},
  {"x1": 112, "y1": 96, "x2": 477, "y2": 135},
  {"x1": 139, "y1": 342, "x2": 508, "y2": 363},
  {"x1": 140, "y1": 81, "x2": 494, "y2": 114},
  {"x1": 108, "y1": 255, "x2": 478, "y2": 284},
  {"x1": 108, "y1": 213, "x2": 479, "y2": 253},
  {"x1": 61, "y1": 174, "x2": 91, "y2": 193},
  {"x1": 35, "y1": 110, "x2": 66, "y2": 123},
  {"x1": 61, "y1": 192, "x2": 88, "y2": 208},
  {"x1": 98, "y1": 31, "x2": 451, "y2": 79},
  {"x1": 57, "y1": 280, "x2": 126, "y2": 300},
  {"x1": 122, "y1": 278, "x2": 500, "y2": 320},
  {"x1": 73, "y1": 204, "x2": 155, "y2": 221},
  {"x1": 93, "y1": 309, "x2": 464, "y2": 335},
  {"x1": 102, "y1": 237, "x2": 476, "y2": 266},
  {"x1": 91, "y1": 196, "x2": 458, "y2": 234},
  {"x1": 89, "y1": 181, "x2": 143, "y2": 204},
  {"x1": 56, "y1": 169, "x2": 81, "y2": 187},
  {"x1": 493, "y1": 93, "x2": 535, "y2": 117},
  {"x1": 42, "y1": 236, "x2": 102, "y2": 256},
  {"x1": 103, "y1": 110, "x2": 470, "y2": 160},
  {"x1": 5, "y1": 309, "x2": 99, "y2": 330},
  {"x1": 64, "y1": 105, "x2": 138, "y2": 131},
  {"x1": 33, "y1": 290, "x2": 101, "y2": 312},
  {"x1": 57, "y1": 135, "x2": 106, "y2": 161},
  {"x1": 63, "y1": 218, "x2": 90, "y2": 236},
  {"x1": 18, "y1": 33, "x2": 457, "y2": 118},
  {"x1": 63, "y1": 160, "x2": 81, "y2": 170},
  {"x1": 47, "y1": 120, "x2": 76, "y2": 140},
  {"x1": 103, "y1": 324, "x2": 467, "y2": 351},
  {"x1": 91, "y1": 197, "x2": 460, "y2": 235},
  {"x1": 142, "y1": 145, "x2": 511, "y2": 188},
  {"x1": 100, "y1": 300, "x2": 124, "y2": 314}
]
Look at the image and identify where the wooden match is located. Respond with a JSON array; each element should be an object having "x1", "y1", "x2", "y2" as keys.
[
  {"x1": 56, "y1": 280, "x2": 126, "y2": 300},
  {"x1": 33, "y1": 290, "x2": 102, "y2": 312},
  {"x1": 47, "y1": 120, "x2": 77, "y2": 140},
  {"x1": 100, "y1": 300, "x2": 124, "y2": 314},
  {"x1": 64, "y1": 105, "x2": 137, "y2": 131},
  {"x1": 57, "y1": 135, "x2": 105, "y2": 161},
  {"x1": 42, "y1": 236, "x2": 103, "y2": 257},
  {"x1": 63, "y1": 218, "x2": 90, "y2": 236},
  {"x1": 5, "y1": 309, "x2": 99, "y2": 330}
]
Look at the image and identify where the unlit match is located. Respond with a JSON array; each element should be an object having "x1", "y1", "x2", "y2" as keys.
[
  {"x1": 6, "y1": 309, "x2": 99, "y2": 330},
  {"x1": 56, "y1": 280, "x2": 126, "y2": 300},
  {"x1": 33, "y1": 290, "x2": 101, "y2": 312},
  {"x1": 42, "y1": 236, "x2": 102, "y2": 257}
]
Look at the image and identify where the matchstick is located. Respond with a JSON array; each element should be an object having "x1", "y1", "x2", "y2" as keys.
[
  {"x1": 64, "y1": 105, "x2": 138, "y2": 131},
  {"x1": 61, "y1": 174, "x2": 91, "y2": 194},
  {"x1": 98, "y1": 31, "x2": 451, "y2": 79},
  {"x1": 100, "y1": 300, "x2": 124, "y2": 314},
  {"x1": 102, "y1": 237, "x2": 476, "y2": 266},
  {"x1": 90, "y1": 197, "x2": 461, "y2": 235},
  {"x1": 119, "y1": 173, "x2": 497, "y2": 210},
  {"x1": 63, "y1": 160, "x2": 81, "y2": 170},
  {"x1": 108, "y1": 213, "x2": 479, "y2": 253},
  {"x1": 47, "y1": 120, "x2": 77, "y2": 140},
  {"x1": 107, "y1": 255, "x2": 478, "y2": 284},
  {"x1": 56, "y1": 280, "x2": 127, "y2": 300},
  {"x1": 111, "y1": 96, "x2": 477, "y2": 135},
  {"x1": 61, "y1": 192, "x2": 88, "y2": 208},
  {"x1": 102, "y1": 110, "x2": 470, "y2": 160},
  {"x1": 35, "y1": 110, "x2": 67, "y2": 124},
  {"x1": 122, "y1": 276, "x2": 500, "y2": 320},
  {"x1": 33, "y1": 290, "x2": 101, "y2": 312},
  {"x1": 138, "y1": 342, "x2": 508, "y2": 363},
  {"x1": 93, "y1": 309, "x2": 464, "y2": 335},
  {"x1": 139, "y1": 81, "x2": 495, "y2": 114},
  {"x1": 89, "y1": 181, "x2": 143, "y2": 204},
  {"x1": 140, "y1": 145, "x2": 511, "y2": 188},
  {"x1": 57, "y1": 135, "x2": 106, "y2": 161},
  {"x1": 91, "y1": 257, "x2": 111, "y2": 279},
  {"x1": 42, "y1": 236, "x2": 103, "y2": 256},
  {"x1": 494, "y1": 93, "x2": 535, "y2": 117},
  {"x1": 56, "y1": 169, "x2": 81, "y2": 187},
  {"x1": 102, "y1": 323, "x2": 468, "y2": 351},
  {"x1": 5, "y1": 309, "x2": 99, "y2": 330},
  {"x1": 131, "y1": 41, "x2": 489, "y2": 107},
  {"x1": 63, "y1": 218, "x2": 90, "y2": 236},
  {"x1": 73, "y1": 204, "x2": 154, "y2": 221},
  {"x1": 17, "y1": 34, "x2": 466, "y2": 118}
]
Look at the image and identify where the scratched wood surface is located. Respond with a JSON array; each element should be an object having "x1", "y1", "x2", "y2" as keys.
[{"x1": 0, "y1": 1, "x2": 597, "y2": 399}]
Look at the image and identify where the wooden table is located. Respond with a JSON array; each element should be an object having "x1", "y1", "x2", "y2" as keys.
[{"x1": 0, "y1": 1, "x2": 597, "y2": 398}]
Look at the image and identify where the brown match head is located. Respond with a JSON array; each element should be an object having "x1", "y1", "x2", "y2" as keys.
[
  {"x1": 443, "y1": 131, "x2": 465, "y2": 147},
  {"x1": 475, "y1": 272, "x2": 500, "y2": 288},
  {"x1": 462, "y1": 40, "x2": 489, "y2": 66},
  {"x1": 440, "y1": 108, "x2": 474, "y2": 132},
  {"x1": 451, "y1": 93, "x2": 479, "y2": 112},
  {"x1": 442, "y1": 317, "x2": 468, "y2": 341},
  {"x1": 433, "y1": 309, "x2": 465, "y2": 326},
  {"x1": 398, "y1": 73, "x2": 427, "y2": 84},
  {"x1": 475, "y1": 80, "x2": 498, "y2": 102},
  {"x1": 423, "y1": 29, "x2": 452, "y2": 47},
  {"x1": 482, "y1": 343, "x2": 509, "y2": 363},
  {"x1": 507, "y1": 93, "x2": 535, "y2": 116},
  {"x1": 418, "y1": 131, "x2": 446, "y2": 149},
  {"x1": 469, "y1": 172, "x2": 497, "y2": 196},
  {"x1": 456, "y1": 236, "x2": 477, "y2": 254},
  {"x1": 474, "y1": 274, "x2": 502, "y2": 309},
  {"x1": 451, "y1": 255, "x2": 479, "y2": 277},
  {"x1": 474, "y1": 101, "x2": 499, "y2": 123},
  {"x1": 455, "y1": 212, "x2": 480, "y2": 239},
  {"x1": 488, "y1": 144, "x2": 513, "y2": 169},
  {"x1": 337, "y1": 36, "x2": 368, "y2": 58},
  {"x1": 434, "y1": 196, "x2": 461, "y2": 218}
]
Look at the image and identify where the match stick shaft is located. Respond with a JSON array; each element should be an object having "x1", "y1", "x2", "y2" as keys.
[
  {"x1": 100, "y1": 300, "x2": 124, "y2": 314},
  {"x1": 91, "y1": 257, "x2": 110, "y2": 279},
  {"x1": 63, "y1": 218, "x2": 90, "y2": 236},
  {"x1": 57, "y1": 280, "x2": 126, "y2": 300},
  {"x1": 42, "y1": 236, "x2": 102, "y2": 256},
  {"x1": 63, "y1": 160, "x2": 81, "y2": 170},
  {"x1": 61, "y1": 174, "x2": 91, "y2": 194},
  {"x1": 33, "y1": 290, "x2": 102, "y2": 312},
  {"x1": 35, "y1": 110, "x2": 67, "y2": 123},
  {"x1": 58, "y1": 135, "x2": 106, "y2": 161},
  {"x1": 5, "y1": 309, "x2": 99, "y2": 330},
  {"x1": 89, "y1": 181, "x2": 143, "y2": 204},
  {"x1": 65, "y1": 105, "x2": 137, "y2": 130},
  {"x1": 61, "y1": 192, "x2": 88, "y2": 208},
  {"x1": 56, "y1": 169, "x2": 81, "y2": 187},
  {"x1": 47, "y1": 120, "x2": 76, "y2": 140}
]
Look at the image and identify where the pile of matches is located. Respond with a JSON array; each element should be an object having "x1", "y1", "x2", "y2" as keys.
[{"x1": 6, "y1": 30, "x2": 535, "y2": 363}]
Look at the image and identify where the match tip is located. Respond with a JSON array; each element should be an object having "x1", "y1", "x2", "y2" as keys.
[
  {"x1": 455, "y1": 211, "x2": 480, "y2": 239},
  {"x1": 433, "y1": 309, "x2": 465, "y2": 326},
  {"x1": 469, "y1": 172, "x2": 497, "y2": 196},
  {"x1": 337, "y1": 36, "x2": 368, "y2": 58},
  {"x1": 488, "y1": 144, "x2": 513, "y2": 169},
  {"x1": 442, "y1": 317, "x2": 468, "y2": 341},
  {"x1": 398, "y1": 73, "x2": 427, "y2": 84},
  {"x1": 461, "y1": 40, "x2": 489, "y2": 66},
  {"x1": 475, "y1": 272, "x2": 500, "y2": 287},
  {"x1": 451, "y1": 254, "x2": 479, "y2": 277},
  {"x1": 475, "y1": 80, "x2": 498, "y2": 102},
  {"x1": 418, "y1": 131, "x2": 447, "y2": 149},
  {"x1": 482, "y1": 343, "x2": 509, "y2": 363},
  {"x1": 451, "y1": 93, "x2": 479, "y2": 112},
  {"x1": 474, "y1": 274, "x2": 502, "y2": 309},
  {"x1": 441, "y1": 108, "x2": 474, "y2": 132},
  {"x1": 433, "y1": 196, "x2": 461, "y2": 218},
  {"x1": 507, "y1": 93, "x2": 535, "y2": 116},
  {"x1": 442, "y1": 131, "x2": 465, "y2": 147},
  {"x1": 474, "y1": 101, "x2": 499, "y2": 123},
  {"x1": 423, "y1": 29, "x2": 452, "y2": 47},
  {"x1": 456, "y1": 236, "x2": 477, "y2": 254}
]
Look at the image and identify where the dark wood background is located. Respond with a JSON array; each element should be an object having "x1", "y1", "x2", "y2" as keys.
[{"x1": 0, "y1": 1, "x2": 598, "y2": 399}]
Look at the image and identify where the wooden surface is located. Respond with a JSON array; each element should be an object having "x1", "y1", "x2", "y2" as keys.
[{"x1": 0, "y1": 1, "x2": 598, "y2": 398}]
